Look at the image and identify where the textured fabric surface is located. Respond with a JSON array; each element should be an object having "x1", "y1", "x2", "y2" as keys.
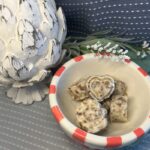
[
  {"x1": 56, "y1": 0, "x2": 150, "y2": 42},
  {"x1": 0, "y1": 85, "x2": 150, "y2": 150},
  {"x1": 0, "y1": 87, "x2": 88, "y2": 150}
]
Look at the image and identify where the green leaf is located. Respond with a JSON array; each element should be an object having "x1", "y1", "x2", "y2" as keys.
[
  {"x1": 108, "y1": 37, "x2": 135, "y2": 42},
  {"x1": 90, "y1": 29, "x2": 113, "y2": 36}
]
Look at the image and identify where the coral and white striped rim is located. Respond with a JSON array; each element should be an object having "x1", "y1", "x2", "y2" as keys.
[{"x1": 49, "y1": 53, "x2": 150, "y2": 149}]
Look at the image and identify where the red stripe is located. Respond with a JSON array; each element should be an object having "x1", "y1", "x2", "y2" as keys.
[
  {"x1": 124, "y1": 59, "x2": 131, "y2": 63},
  {"x1": 133, "y1": 128, "x2": 144, "y2": 138},
  {"x1": 74, "y1": 56, "x2": 84, "y2": 62},
  {"x1": 49, "y1": 85, "x2": 56, "y2": 94},
  {"x1": 106, "y1": 137, "x2": 122, "y2": 147},
  {"x1": 138, "y1": 67, "x2": 148, "y2": 76},
  {"x1": 72, "y1": 128, "x2": 87, "y2": 142},
  {"x1": 55, "y1": 66, "x2": 65, "y2": 76},
  {"x1": 51, "y1": 106, "x2": 64, "y2": 122}
]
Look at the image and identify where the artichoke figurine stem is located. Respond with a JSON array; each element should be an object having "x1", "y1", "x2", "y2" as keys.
[{"x1": 7, "y1": 83, "x2": 48, "y2": 105}]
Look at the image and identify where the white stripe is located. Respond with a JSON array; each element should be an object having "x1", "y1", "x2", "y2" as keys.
[
  {"x1": 85, "y1": 133, "x2": 107, "y2": 147},
  {"x1": 49, "y1": 94, "x2": 58, "y2": 108},
  {"x1": 64, "y1": 59, "x2": 75, "y2": 68},
  {"x1": 51, "y1": 76, "x2": 59, "y2": 85},
  {"x1": 60, "y1": 118, "x2": 76, "y2": 138},
  {"x1": 121, "y1": 133, "x2": 137, "y2": 146},
  {"x1": 140, "y1": 117, "x2": 150, "y2": 133}
]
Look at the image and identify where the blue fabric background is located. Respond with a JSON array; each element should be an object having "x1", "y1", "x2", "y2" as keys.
[{"x1": 56, "y1": 0, "x2": 150, "y2": 43}]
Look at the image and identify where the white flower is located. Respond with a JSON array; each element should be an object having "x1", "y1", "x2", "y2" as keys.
[
  {"x1": 118, "y1": 49, "x2": 124, "y2": 53},
  {"x1": 142, "y1": 41, "x2": 149, "y2": 48},
  {"x1": 98, "y1": 47, "x2": 104, "y2": 52},
  {"x1": 97, "y1": 41, "x2": 100, "y2": 44},
  {"x1": 86, "y1": 45, "x2": 91, "y2": 49},
  {"x1": 96, "y1": 43, "x2": 102, "y2": 49},
  {"x1": 141, "y1": 52, "x2": 147, "y2": 58},
  {"x1": 122, "y1": 50, "x2": 128, "y2": 55},
  {"x1": 92, "y1": 42, "x2": 129, "y2": 62},
  {"x1": 106, "y1": 48, "x2": 113, "y2": 52},
  {"x1": 91, "y1": 44, "x2": 98, "y2": 50},
  {"x1": 124, "y1": 55, "x2": 130, "y2": 59},
  {"x1": 112, "y1": 50, "x2": 116, "y2": 53},
  {"x1": 104, "y1": 42, "x2": 111, "y2": 49},
  {"x1": 112, "y1": 44, "x2": 119, "y2": 50},
  {"x1": 137, "y1": 51, "x2": 141, "y2": 56}
]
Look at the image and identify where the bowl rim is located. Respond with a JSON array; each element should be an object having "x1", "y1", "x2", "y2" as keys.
[{"x1": 49, "y1": 53, "x2": 150, "y2": 148}]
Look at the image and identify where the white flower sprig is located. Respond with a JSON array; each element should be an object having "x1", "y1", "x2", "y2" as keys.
[
  {"x1": 86, "y1": 41, "x2": 129, "y2": 62},
  {"x1": 137, "y1": 40, "x2": 150, "y2": 58}
]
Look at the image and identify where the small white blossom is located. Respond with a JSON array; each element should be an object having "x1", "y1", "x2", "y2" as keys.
[
  {"x1": 112, "y1": 50, "x2": 116, "y2": 53},
  {"x1": 123, "y1": 55, "x2": 130, "y2": 59},
  {"x1": 91, "y1": 43, "x2": 102, "y2": 50},
  {"x1": 141, "y1": 52, "x2": 147, "y2": 58},
  {"x1": 93, "y1": 45, "x2": 98, "y2": 50},
  {"x1": 122, "y1": 50, "x2": 128, "y2": 55},
  {"x1": 87, "y1": 42, "x2": 129, "y2": 62},
  {"x1": 97, "y1": 41, "x2": 100, "y2": 44},
  {"x1": 98, "y1": 47, "x2": 104, "y2": 52},
  {"x1": 86, "y1": 45, "x2": 91, "y2": 49},
  {"x1": 106, "y1": 48, "x2": 113, "y2": 52},
  {"x1": 112, "y1": 44, "x2": 119, "y2": 50},
  {"x1": 118, "y1": 49, "x2": 124, "y2": 53},
  {"x1": 97, "y1": 43, "x2": 102, "y2": 49},
  {"x1": 142, "y1": 41, "x2": 149, "y2": 48},
  {"x1": 104, "y1": 42, "x2": 111, "y2": 49},
  {"x1": 137, "y1": 51, "x2": 141, "y2": 56},
  {"x1": 91, "y1": 44, "x2": 96, "y2": 49}
]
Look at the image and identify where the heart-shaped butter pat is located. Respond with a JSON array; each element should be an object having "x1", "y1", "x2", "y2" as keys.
[{"x1": 86, "y1": 75, "x2": 115, "y2": 102}]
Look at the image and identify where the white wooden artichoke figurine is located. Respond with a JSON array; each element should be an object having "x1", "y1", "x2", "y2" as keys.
[{"x1": 0, "y1": 0, "x2": 67, "y2": 104}]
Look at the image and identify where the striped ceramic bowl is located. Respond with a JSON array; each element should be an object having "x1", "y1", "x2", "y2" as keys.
[{"x1": 49, "y1": 53, "x2": 150, "y2": 149}]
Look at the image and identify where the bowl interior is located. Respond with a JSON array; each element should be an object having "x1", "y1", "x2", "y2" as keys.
[{"x1": 57, "y1": 57, "x2": 150, "y2": 136}]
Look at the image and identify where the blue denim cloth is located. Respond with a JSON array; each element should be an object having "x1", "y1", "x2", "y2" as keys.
[{"x1": 56, "y1": 0, "x2": 150, "y2": 43}]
